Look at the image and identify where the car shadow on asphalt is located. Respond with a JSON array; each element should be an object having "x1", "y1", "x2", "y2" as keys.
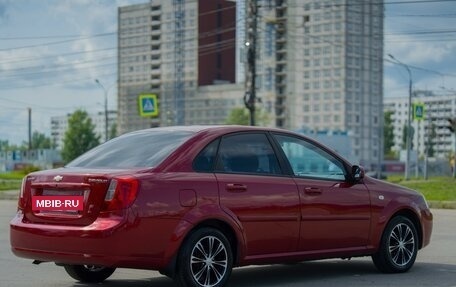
[{"x1": 72, "y1": 260, "x2": 456, "y2": 287}]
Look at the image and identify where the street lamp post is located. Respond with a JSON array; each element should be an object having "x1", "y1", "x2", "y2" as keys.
[
  {"x1": 448, "y1": 117, "x2": 456, "y2": 178},
  {"x1": 388, "y1": 54, "x2": 412, "y2": 180},
  {"x1": 95, "y1": 79, "x2": 108, "y2": 142}
]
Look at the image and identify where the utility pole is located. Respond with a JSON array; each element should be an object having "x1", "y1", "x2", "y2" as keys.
[
  {"x1": 244, "y1": 0, "x2": 258, "y2": 126},
  {"x1": 28, "y1": 107, "x2": 32, "y2": 150},
  {"x1": 388, "y1": 54, "x2": 412, "y2": 180},
  {"x1": 416, "y1": 120, "x2": 420, "y2": 178},
  {"x1": 424, "y1": 110, "x2": 431, "y2": 180},
  {"x1": 448, "y1": 118, "x2": 456, "y2": 178},
  {"x1": 95, "y1": 79, "x2": 109, "y2": 142},
  {"x1": 173, "y1": 0, "x2": 185, "y2": 126}
]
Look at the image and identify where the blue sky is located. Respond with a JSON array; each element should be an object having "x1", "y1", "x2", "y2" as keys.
[
  {"x1": 1, "y1": 0, "x2": 456, "y2": 145},
  {"x1": 385, "y1": 0, "x2": 456, "y2": 98}
]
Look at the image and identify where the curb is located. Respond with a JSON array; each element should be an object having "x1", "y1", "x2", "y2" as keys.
[
  {"x1": 428, "y1": 200, "x2": 456, "y2": 209},
  {"x1": 0, "y1": 190, "x2": 19, "y2": 200}
]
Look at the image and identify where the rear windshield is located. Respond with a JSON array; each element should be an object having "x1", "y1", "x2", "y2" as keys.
[{"x1": 67, "y1": 130, "x2": 194, "y2": 168}]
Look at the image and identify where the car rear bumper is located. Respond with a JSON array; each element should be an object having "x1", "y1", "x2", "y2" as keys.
[{"x1": 10, "y1": 210, "x2": 164, "y2": 269}]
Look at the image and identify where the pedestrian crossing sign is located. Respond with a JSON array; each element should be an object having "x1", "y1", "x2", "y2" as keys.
[
  {"x1": 139, "y1": 94, "x2": 158, "y2": 117},
  {"x1": 413, "y1": 103, "x2": 425, "y2": 121}
]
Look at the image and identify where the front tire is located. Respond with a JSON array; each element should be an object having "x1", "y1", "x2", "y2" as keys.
[
  {"x1": 372, "y1": 216, "x2": 418, "y2": 273},
  {"x1": 63, "y1": 265, "x2": 116, "y2": 283},
  {"x1": 176, "y1": 228, "x2": 233, "y2": 287}
]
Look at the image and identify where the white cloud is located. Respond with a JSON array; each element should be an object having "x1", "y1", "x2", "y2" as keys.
[
  {"x1": 384, "y1": 74, "x2": 409, "y2": 99},
  {"x1": 385, "y1": 35, "x2": 456, "y2": 65}
]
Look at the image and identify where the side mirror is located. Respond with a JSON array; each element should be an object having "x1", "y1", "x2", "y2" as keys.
[{"x1": 351, "y1": 165, "x2": 365, "y2": 182}]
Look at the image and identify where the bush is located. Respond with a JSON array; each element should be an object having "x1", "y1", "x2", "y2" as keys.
[{"x1": 20, "y1": 165, "x2": 41, "y2": 175}]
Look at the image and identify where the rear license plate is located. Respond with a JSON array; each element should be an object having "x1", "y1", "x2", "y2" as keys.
[{"x1": 32, "y1": 196, "x2": 84, "y2": 212}]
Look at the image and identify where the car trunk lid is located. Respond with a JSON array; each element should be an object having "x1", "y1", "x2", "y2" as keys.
[{"x1": 21, "y1": 168, "x2": 142, "y2": 226}]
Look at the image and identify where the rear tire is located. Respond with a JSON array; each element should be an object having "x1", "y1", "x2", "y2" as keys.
[
  {"x1": 372, "y1": 216, "x2": 418, "y2": 273},
  {"x1": 63, "y1": 265, "x2": 115, "y2": 283},
  {"x1": 175, "y1": 228, "x2": 233, "y2": 287}
]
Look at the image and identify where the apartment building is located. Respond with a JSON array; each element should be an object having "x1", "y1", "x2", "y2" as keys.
[
  {"x1": 118, "y1": 0, "x2": 384, "y2": 168},
  {"x1": 117, "y1": 0, "x2": 236, "y2": 134},
  {"x1": 247, "y1": 0, "x2": 384, "y2": 168},
  {"x1": 384, "y1": 90, "x2": 456, "y2": 158}
]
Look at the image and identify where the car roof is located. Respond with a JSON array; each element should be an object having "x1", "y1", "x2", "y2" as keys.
[{"x1": 126, "y1": 125, "x2": 293, "y2": 135}]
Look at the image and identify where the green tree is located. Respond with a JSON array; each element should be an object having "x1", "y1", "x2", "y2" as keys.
[
  {"x1": 383, "y1": 111, "x2": 394, "y2": 155},
  {"x1": 24, "y1": 131, "x2": 53, "y2": 149},
  {"x1": 402, "y1": 124, "x2": 414, "y2": 150},
  {"x1": 426, "y1": 123, "x2": 437, "y2": 157},
  {"x1": 225, "y1": 107, "x2": 270, "y2": 126},
  {"x1": 109, "y1": 123, "x2": 117, "y2": 140},
  {"x1": 61, "y1": 109, "x2": 100, "y2": 163},
  {"x1": 0, "y1": 140, "x2": 9, "y2": 151}
]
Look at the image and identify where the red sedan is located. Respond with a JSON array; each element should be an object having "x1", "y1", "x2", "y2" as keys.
[{"x1": 10, "y1": 126, "x2": 433, "y2": 287}]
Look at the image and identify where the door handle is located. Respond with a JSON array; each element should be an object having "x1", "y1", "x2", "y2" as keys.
[
  {"x1": 226, "y1": 183, "x2": 248, "y2": 192},
  {"x1": 304, "y1": 187, "x2": 322, "y2": 195}
]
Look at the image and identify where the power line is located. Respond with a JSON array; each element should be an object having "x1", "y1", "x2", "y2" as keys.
[
  {"x1": 2, "y1": 20, "x2": 238, "y2": 68},
  {"x1": 0, "y1": 62, "x2": 116, "y2": 80},
  {"x1": 0, "y1": 55, "x2": 116, "y2": 74},
  {"x1": 332, "y1": 0, "x2": 456, "y2": 6},
  {"x1": 2, "y1": 34, "x2": 236, "y2": 85},
  {"x1": 386, "y1": 37, "x2": 456, "y2": 42},
  {"x1": 388, "y1": 13, "x2": 456, "y2": 17},
  {"x1": 0, "y1": 34, "x2": 105, "y2": 40},
  {"x1": 385, "y1": 29, "x2": 456, "y2": 35},
  {"x1": 0, "y1": 32, "x2": 115, "y2": 51},
  {"x1": 0, "y1": 72, "x2": 116, "y2": 90},
  {"x1": 0, "y1": 47, "x2": 117, "y2": 64},
  {"x1": 280, "y1": 27, "x2": 456, "y2": 78},
  {"x1": 0, "y1": 98, "x2": 96, "y2": 111}
]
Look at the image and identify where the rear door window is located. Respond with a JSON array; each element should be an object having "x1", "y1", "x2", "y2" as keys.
[
  {"x1": 193, "y1": 139, "x2": 219, "y2": 172},
  {"x1": 215, "y1": 133, "x2": 282, "y2": 175}
]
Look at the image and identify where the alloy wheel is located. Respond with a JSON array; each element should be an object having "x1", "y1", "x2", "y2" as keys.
[
  {"x1": 388, "y1": 223, "x2": 415, "y2": 267},
  {"x1": 190, "y1": 235, "x2": 228, "y2": 287}
]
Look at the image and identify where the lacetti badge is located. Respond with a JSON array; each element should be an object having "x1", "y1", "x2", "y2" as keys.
[{"x1": 53, "y1": 175, "x2": 63, "y2": 182}]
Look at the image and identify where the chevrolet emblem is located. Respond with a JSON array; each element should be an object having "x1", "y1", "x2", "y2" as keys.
[{"x1": 53, "y1": 175, "x2": 63, "y2": 182}]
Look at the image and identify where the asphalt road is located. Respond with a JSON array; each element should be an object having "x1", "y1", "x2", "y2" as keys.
[{"x1": 1, "y1": 200, "x2": 455, "y2": 287}]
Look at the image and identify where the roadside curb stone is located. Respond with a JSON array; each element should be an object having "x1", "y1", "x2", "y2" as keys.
[{"x1": 0, "y1": 190, "x2": 19, "y2": 200}]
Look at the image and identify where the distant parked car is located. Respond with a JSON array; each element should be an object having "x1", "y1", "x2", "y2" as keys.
[{"x1": 10, "y1": 126, "x2": 433, "y2": 287}]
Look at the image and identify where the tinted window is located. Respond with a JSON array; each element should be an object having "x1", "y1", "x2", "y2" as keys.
[
  {"x1": 193, "y1": 139, "x2": 219, "y2": 172},
  {"x1": 274, "y1": 134, "x2": 346, "y2": 180},
  {"x1": 67, "y1": 130, "x2": 194, "y2": 168},
  {"x1": 216, "y1": 133, "x2": 281, "y2": 175}
]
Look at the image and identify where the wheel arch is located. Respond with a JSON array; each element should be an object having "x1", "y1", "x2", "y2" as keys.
[
  {"x1": 160, "y1": 215, "x2": 245, "y2": 278},
  {"x1": 189, "y1": 219, "x2": 240, "y2": 265},
  {"x1": 385, "y1": 208, "x2": 423, "y2": 249}
]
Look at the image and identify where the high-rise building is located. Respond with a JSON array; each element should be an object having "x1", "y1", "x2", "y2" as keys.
[
  {"x1": 384, "y1": 91, "x2": 456, "y2": 158},
  {"x1": 50, "y1": 111, "x2": 117, "y2": 150},
  {"x1": 117, "y1": 0, "x2": 236, "y2": 134},
  {"x1": 118, "y1": 0, "x2": 384, "y2": 168},
  {"x1": 250, "y1": 0, "x2": 384, "y2": 168}
]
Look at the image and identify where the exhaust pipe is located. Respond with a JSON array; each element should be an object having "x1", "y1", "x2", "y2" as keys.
[{"x1": 32, "y1": 260, "x2": 45, "y2": 265}]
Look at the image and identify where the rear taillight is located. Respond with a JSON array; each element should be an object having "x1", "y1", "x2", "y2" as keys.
[
  {"x1": 103, "y1": 177, "x2": 139, "y2": 211},
  {"x1": 18, "y1": 177, "x2": 27, "y2": 210}
]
